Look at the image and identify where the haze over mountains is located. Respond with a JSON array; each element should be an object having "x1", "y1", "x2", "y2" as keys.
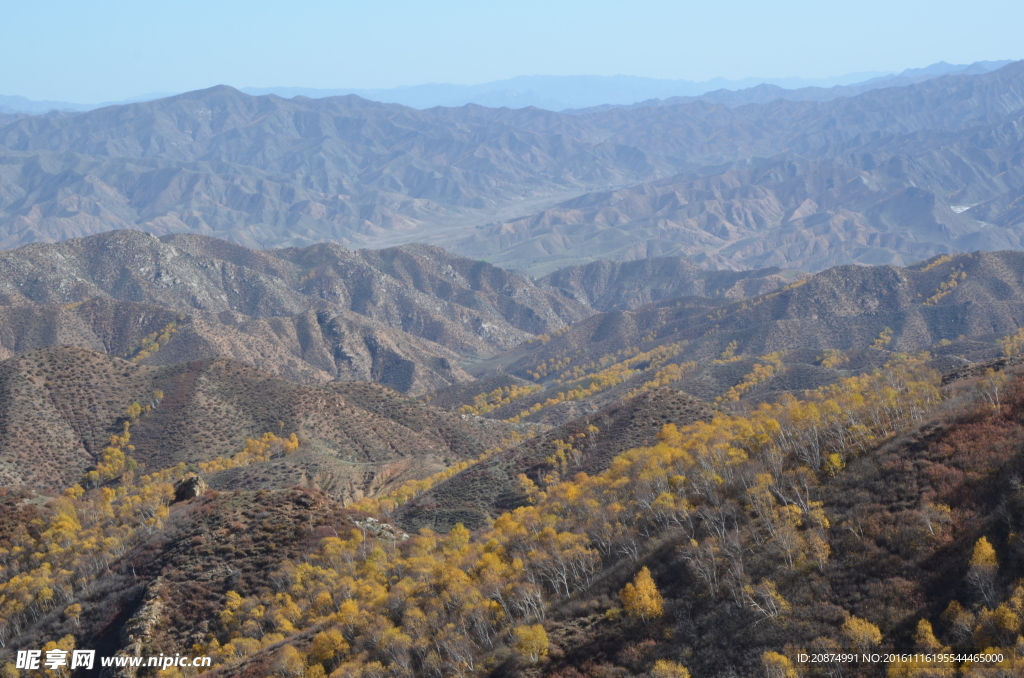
[
  {"x1": 1, "y1": 61, "x2": 1008, "y2": 115},
  {"x1": 1, "y1": 59, "x2": 1023, "y2": 276},
  {"x1": 241, "y1": 61, "x2": 1004, "y2": 111}
]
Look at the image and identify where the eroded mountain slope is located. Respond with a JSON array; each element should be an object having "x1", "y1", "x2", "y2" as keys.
[
  {"x1": 0, "y1": 346, "x2": 515, "y2": 495},
  {"x1": 0, "y1": 231, "x2": 593, "y2": 392}
]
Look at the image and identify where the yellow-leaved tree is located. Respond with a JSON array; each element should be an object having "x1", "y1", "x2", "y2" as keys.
[
  {"x1": 272, "y1": 645, "x2": 305, "y2": 678},
  {"x1": 651, "y1": 659, "x2": 691, "y2": 678},
  {"x1": 842, "y1": 615, "x2": 882, "y2": 653},
  {"x1": 761, "y1": 651, "x2": 799, "y2": 678},
  {"x1": 63, "y1": 603, "x2": 82, "y2": 628},
  {"x1": 620, "y1": 566, "x2": 664, "y2": 623},
  {"x1": 513, "y1": 624, "x2": 549, "y2": 664},
  {"x1": 967, "y1": 536, "x2": 998, "y2": 607}
]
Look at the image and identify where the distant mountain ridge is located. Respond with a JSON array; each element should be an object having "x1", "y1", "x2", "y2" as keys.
[
  {"x1": 2, "y1": 61, "x2": 1024, "y2": 273},
  {"x1": 240, "y1": 71, "x2": 896, "y2": 111},
  {"x1": 457, "y1": 61, "x2": 1024, "y2": 272},
  {"x1": 569, "y1": 60, "x2": 1014, "y2": 111},
  {"x1": 0, "y1": 72, "x2": 891, "y2": 115},
  {"x1": 1, "y1": 61, "x2": 1007, "y2": 115},
  {"x1": 0, "y1": 92, "x2": 178, "y2": 115}
]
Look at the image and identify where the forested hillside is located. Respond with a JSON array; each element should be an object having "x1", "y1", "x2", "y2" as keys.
[
  {"x1": 7, "y1": 238, "x2": 1024, "y2": 677},
  {"x1": 422, "y1": 250, "x2": 1024, "y2": 427},
  {"x1": 4, "y1": 347, "x2": 1024, "y2": 677}
]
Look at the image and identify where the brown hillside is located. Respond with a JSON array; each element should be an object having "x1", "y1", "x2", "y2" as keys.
[
  {"x1": 0, "y1": 298, "x2": 185, "y2": 362},
  {"x1": 0, "y1": 297, "x2": 474, "y2": 393},
  {"x1": 501, "y1": 250, "x2": 1024, "y2": 376},
  {"x1": 539, "y1": 256, "x2": 802, "y2": 310},
  {"x1": 0, "y1": 231, "x2": 594, "y2": 392},
  {"x1": 0, "y1": 347, "x2": 153, "y2": 489},
  {"x1": 0, "y1": 347, "x2": 515, "y2": 496},
  {"x1": 0, "y1": 230, "x2": 591, "y2": 356}
]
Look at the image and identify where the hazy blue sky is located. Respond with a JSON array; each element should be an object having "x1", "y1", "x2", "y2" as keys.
[{"x1": 3, "y1": 0, "x2": 1021, "y2": 102}]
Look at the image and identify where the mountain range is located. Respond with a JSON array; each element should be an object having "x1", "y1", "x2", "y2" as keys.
[
  {"x1": 4, "y1": 233, "x2": 1024, "y2": 678},
  {"x1": 0, "y1": 230, "x2": 604, "y2": 393},
  {"x1": 2, "y1": 60, "x2": 1024, "y2": 275},
  {"x1": 5, "y1": 55, "x2": 1024, "y2": 678},
  {"x1": 2, "y1": 61, "x2": 1009, "y2": 115},
  {"x1": 3, "y1": 232, "x2": 1023, "y2": 482},
  {"x1": 240, "y1": 61, "x2": 1006, "y2": 111}
]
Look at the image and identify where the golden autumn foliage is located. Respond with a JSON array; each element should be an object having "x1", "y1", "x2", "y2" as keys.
[
  {"x1": 818, "y1": 348, "x2": 849, "y2": 369},
  {"x1": 184, "y1": 354, "x2": 951, "y2": 677},
  {"x1": 906, "y1": 581, "x2": 1024, "y2": 677},
  {"x1": 62, "y1": 603, "x2": 81, "y2": 628},
  {"x1": 1000, "y1": 327, "x2": 1024, "y2": 357},
  {"x1": 0, "y1": 466, "x2": 177, "y2": 647},
  {"x1": 741, "y1": 579, "x2": 790, "y2": 623},
  {"x1": 872, "y1": 327, "x2": 895, "y2": 349},
  {"x1": 508, "y1": 342, "x2": 687, "y2": 422},
  {"x1": 196, "y1": 432, "x2": 300, "y2": 474},
  {"x1": 130, "y1": 320, "x2": 179, "y2": 362},
  {"x1": 623, "y1": 360, "x2": 696, "y2": 399},
  {"x1": 761, "y1": 651, "x2": 799, "y2": 678},
  {"x1": 715, "y1": 352, "x2": 784, "y2": 404},
  {"x1": 351, "y1": 430, "x2": 536, "y2": 515},
  {"x1": 923, "y1": 269, "x2": 967, "y2": 305},
  {"x1": 0, "y1": 420, "x2": 300, "y2": 650},
  {"x1": 842, "y1": 615, "x2": 882, "y2": 653},
  {"x1": 273, "y1": 644, "x2": 306, "y2": 677},
  {"x1": 18, "y1": 345, "x2": 1011, "y2": 677},
  {"x1": 559, "y1": 346, "x2": 643, "y2": 381},
  {"x1": 458, "y1": 384, "x2": 543, "y2": 416},
  {"x1": 620, "y1": 566, "x2": 664, "y2": 623},
  {"x1": 712, "y1": 340, "x2": 741, "y2": 363},
  {"x1": 914, "y1": 619, "x2": 946, "y2": 654},
  {"x1": 919, "y1": 254, "x2": 955, "y2": 272},
  {"x1": 513, "y1": 624, "x2": 548, "y2": 664},
  {"x1": 968, "y1": 536, "x2": 999, "y2": 607},
  {"x1": 208, "y1": 517, "x2": 563, "y2": 678},
  {"x1": 886, "y1": 619, "x2": 956, "y2": 677},
  {"x1": 650, "y1": 659, "x2": 691, "y2": 678},
  {"x1": 970, "y1": 537, "x2": 999, "y2": 568}
]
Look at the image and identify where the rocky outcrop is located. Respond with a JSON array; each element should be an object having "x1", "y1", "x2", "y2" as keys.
[
  {"x1": 99, "y1": 581, "x2": 165, "y2": 678},
  {"x1": 172, "y1": 475, "x2": 207, "y2": 502}
]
